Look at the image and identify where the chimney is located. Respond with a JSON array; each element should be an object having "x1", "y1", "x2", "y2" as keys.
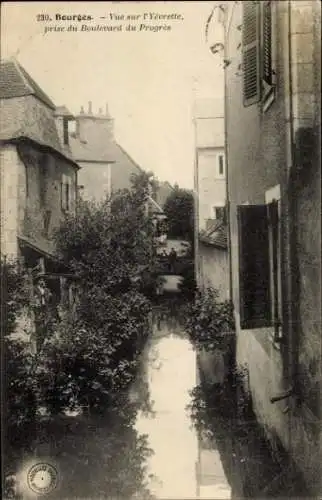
[
  {"x1": 106, "y1": 103, "x2": 110, "y2": 117},
  {"x1": 76, "y1": 101, "x2": 114, "y2": 143},
  {"x1": 80, "y1": 106, "x2": 84, "y2": 114}
]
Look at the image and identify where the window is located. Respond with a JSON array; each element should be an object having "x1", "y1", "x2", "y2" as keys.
[
  {"x1": 39, "y1": 155, "x2": 48, "y2": 207},
  {"x1": 237, "y1": 198, "x2": 282, "y2": 336},
  {"x1": 218, "y1": 155, "x2": 225, "y2": 176},
  {"x1": 43, "y1": 210, "x2": 52, "y2": 237},
  {"x1": 63, "y1": 118, "x2": 69, "y2": 145},
  {"x1": 238, "y1": 204, "x2": 271, "y2": 329},
  {"x1": 213, "y1": 206, "x2": 226, "y2": 220},
  {"x1": 61, "y1": 175, "x2": 70, "y2": 212},
  {"x1": 242, "y1": 0, "x2": 276, "y2": 109}
]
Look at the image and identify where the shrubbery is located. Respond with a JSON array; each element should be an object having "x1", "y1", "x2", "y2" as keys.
[
  {"x1": 2, "y1": 172, "x2": 158, "y2": 494},
  {"x1": 184, "y1": 287, "x2": 235, "y2": 352}
]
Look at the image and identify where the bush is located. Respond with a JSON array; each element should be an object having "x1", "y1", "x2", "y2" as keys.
[
  {"x1": 1, "y1": 259, "x2": 37, "y2": 475},
  {"x1": 184, "y1": 287, "x2": 235, "y2": 352},
  {"x1": 48, "y1": 172, "x2": 157, "y2": 414},
  {"x1": 2, "y1": 172, "x2": 157, "y2": 487}
]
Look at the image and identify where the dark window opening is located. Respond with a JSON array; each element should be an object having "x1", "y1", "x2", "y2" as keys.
[
  {"x1": 237, "y1": 204, "x2": 271, "y2": 329},
  {"x1": 61, "y1": 178, "x2": 70, "y2": 212},
  {"x1": 63, "y1": 118, "x2": 69, "y2": 145},
  {"x1": 43, "y1": 210, "x2": 52, "y2": 237},
  {"x1": 214, "y1": 206, "x2": 226, "y2": 220},
  {"x1": 218, "y1": 155, "x2": 224, "y2": 175}
]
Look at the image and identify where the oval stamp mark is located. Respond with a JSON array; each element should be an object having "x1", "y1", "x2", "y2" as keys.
[{"x1": 27, "y1": 462, "x2": 58, "y2": 495}]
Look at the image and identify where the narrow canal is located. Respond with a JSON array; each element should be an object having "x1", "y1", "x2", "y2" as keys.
[{"x1": 9, "y1": 287, "x2": 309, "y2": 499}]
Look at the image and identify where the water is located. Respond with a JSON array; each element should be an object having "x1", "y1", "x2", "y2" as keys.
[
  {"x1": 6, "y1": 296, "x2": 309, "y2": 499},
  {"x1": 135, "y1": 327, "x2": 200, "y2": 498}
]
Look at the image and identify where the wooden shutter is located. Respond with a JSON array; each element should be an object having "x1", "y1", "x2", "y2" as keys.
[
  {"x1": 242, "y1": 1, "x2": 261, "y2": 107},
  {"x1": 263, "y1": 1, "x2": 272, "y2": 86},
  {"x1": 237, "y1": 205, "x2": 271, "y2": 329}
]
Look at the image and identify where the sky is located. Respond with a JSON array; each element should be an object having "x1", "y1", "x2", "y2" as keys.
[{"x1": 1, "y1": 1, "x2": 225, "y2": 188}]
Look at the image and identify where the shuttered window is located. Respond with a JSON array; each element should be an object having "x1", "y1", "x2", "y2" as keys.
[
  {"x1": 263, "y1": 1, "x2": 273, "y2": 86},
  {"x1": 237, "y1": 205, "x2": 271, "y2": 329},
  {"x1": 242, "y1": 1, "x2": 261, "y2": 107}
]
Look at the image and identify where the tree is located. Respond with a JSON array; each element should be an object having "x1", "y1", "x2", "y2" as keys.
[
  {"x1": 2, "y1": 173, "x2": 158, "y2": 497},
  {"x1": 163, "y1": 187, "x2": 194, "y2": 241},
  {"x1": 44, "y1": 171, "x2": 158, "y2": 415}
]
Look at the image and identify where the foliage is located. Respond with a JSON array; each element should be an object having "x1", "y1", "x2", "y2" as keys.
[
  {"x1": 35, "y1": 293, "x2": 151, "y2": 416},
  {"x1": 1, "y1": 259, "x2": 37, "y2": 474},
  {"x1": 48, "y1": 171, "x2": 157, "y2": 414},
  {"x1": 3, "y1": 173, "x2": 157, "y2": 497},
  {"x1": 163, "y1": 186, "x2": 194, "y2": 241},
  {"x1": 184, "y1": 287, "x2": 235, "y2": 352},
  {"x1": 1, "y1": 258, "x2": 30, "y2": 336}
]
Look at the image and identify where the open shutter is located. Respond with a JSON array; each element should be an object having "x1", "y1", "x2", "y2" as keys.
[
  {"x1": 263, "y1": 1, "x2": 272, "y2": 86},
  {"x1": 242, "y1": 1, "x2": 261, "y2": 107},
  {"x1": 237, "y1": 205, "x2": 271, "y2": 329}
]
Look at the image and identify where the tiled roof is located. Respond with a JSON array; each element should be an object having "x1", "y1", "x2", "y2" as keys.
[
  {"x1": 0, "y1": 72, "x2": 77, "y2": 166},
  {"x1": 69, "y1": 134, "x2": 116, "y2": 163},
  {"x1": 199, "y1": 219, "x2": 228, "y2": 249},
  {"x1": 0, "y1": 59, "x2": 56, "y2": 109}
]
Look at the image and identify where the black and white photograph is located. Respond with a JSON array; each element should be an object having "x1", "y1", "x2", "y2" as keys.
[{"x1": 1, "y1": 1, "x2": 321, "y2": 498}]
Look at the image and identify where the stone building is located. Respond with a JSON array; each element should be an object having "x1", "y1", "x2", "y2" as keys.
[
  {"x1": 0, "y1": 58, "x2": 79, "y2": 341},
  {"x1": 223, "y1": 1, "x2": 321, "y2": 493},
  {"x1": 193, "y1": 97, "x2": 229, "y2": 301}
]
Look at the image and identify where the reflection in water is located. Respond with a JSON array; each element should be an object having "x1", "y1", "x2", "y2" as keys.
[
  {"x1": 8, "y1": 297, "x2": 309, "y2": 499},
  {"x1": 135, "y1": 330, "x2": 199, "y2": 498},
  {"x1": 188, "y1": 380, "x2": 309, "y2": 498},
  {"x1": 135, "y1": 301, "x2": 233, "y2": 499},
  {"x1": 14, "y1": 403, "x2": 155, "y2": 499}
]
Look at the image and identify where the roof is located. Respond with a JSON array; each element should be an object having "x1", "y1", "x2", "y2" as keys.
[
  {"x1": 54, "y1": 105, "x2": 75, "y2": 119},
  {"x1": 69, "y1": 133, "x2": 116, "y2": 163},
  {"x1": 148, "y1": 195, "x2": 164, "y2": 214},
  {"x1": 199, "y1": 219, "x2": 228, "y2": 249},
  {"x1": 114, "y1": 142, "x2": 143, "y2": 174},
  {"x1": 0, "y1": 58, "x2": 56, "y2": 109},
  {"x1": 0, "y1": 63, "x2": 78, "y2": 167},
  {"x1": 153, "y1": 180, "x2": 174, "y2": 208}
]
